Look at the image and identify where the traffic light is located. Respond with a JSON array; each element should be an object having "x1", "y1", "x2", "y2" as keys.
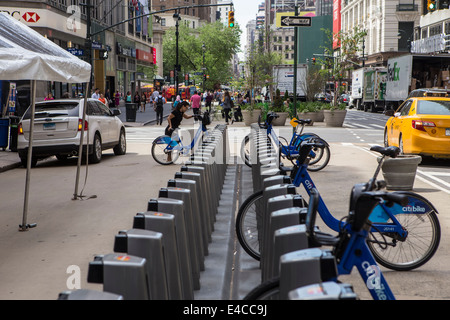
[
  {"x1": 99, "y1": 49, "x2": 108, "y2": 60},
  {"x1": 312, "y1": 57, "x2": 316, "y2": 65},
  {"x1": 203, "y1": 74, "x2": 207, "y2": 81},
  {"x1": 427, "y1": 0, "x2": 436, "y2": 11},
  {"x1": 228, "y1": 10, "x2": 235, "y2": 28}
]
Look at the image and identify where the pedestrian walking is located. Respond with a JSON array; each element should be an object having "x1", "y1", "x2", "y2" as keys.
[
  {"x1": 125, "y1": 91, "x2": 132, "y2": 103},
  {"x1": 140, "y1": 93, "x2": 146, "y2": 112},
  {"x1": 44, "y1": 92, "x2": 54, "y2": 101},
  {"x1": 99, "y1": 93, "x2": 107, "y2": 106},
  {"x1": 115, "y1": 90, "x2": 121, "y2": 107},
  {"x1": 205, "y1": 91, "x2": 213, "y2": 113},
  {"x1": 92, "y1": 88, "x2": 100, "y2": 99},
  {"x1": 190, "y1": 91, "x2": 202, "y2": 117},
  {"x1": 154, "y1": 94, "x2": 166, "y2": 125},
  {"x1": 222, "y1": 90, "x2": 232, "y2": 125},
  {"x1": 173, "y1": 95, "x2": 181, "y2": 109}
]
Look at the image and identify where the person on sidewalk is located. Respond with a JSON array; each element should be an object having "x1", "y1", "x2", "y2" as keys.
[
  {"x1": 141, "y1": 92, "x2": 147, "y2": 112},
  {"x1": 222, "y1": 90, "x2": 232, "y2": 125},
  {"x1": 154, "y1": 94, "x2": 166, "y2": 125},
  {"x1": 190, "y1": 91, "x2": 202, "y2": 117},
  {"x1": 134, "y1": 92, "x2": 141, "y2": 111},
  {"x1": 115, "y1": 90, "x2": 121, "y2": 107}
]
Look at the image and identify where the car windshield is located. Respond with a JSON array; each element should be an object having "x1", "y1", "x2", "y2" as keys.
[
  {"x1": 417, "y1": 100, "x2": 450, "y2": 116},
  {"x1": 22, "y1": 102, "x2": 80, "y2": 120}
]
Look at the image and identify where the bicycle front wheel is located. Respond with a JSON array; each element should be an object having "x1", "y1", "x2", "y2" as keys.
[
  {"x1": 236, "y1": 190, "x2": 263, "y2": 261},
  {"x1": 151, "y1": 135, "x2": 180, "y2": 165},
  {"x1": 243, "y1": 277, "x2": 280, "y2": 300},
  {"x1": 367, "y1": 193, "x2": 441, "y2": 271}
]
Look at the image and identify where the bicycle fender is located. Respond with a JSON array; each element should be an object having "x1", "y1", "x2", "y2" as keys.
[{"x1": 368, "y1": 191, "x2": 438, "y2": 224}]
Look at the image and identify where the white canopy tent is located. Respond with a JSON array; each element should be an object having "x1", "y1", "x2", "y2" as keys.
[{"x1": 0, "y1": 12, "x2": 91, "y2": 231}]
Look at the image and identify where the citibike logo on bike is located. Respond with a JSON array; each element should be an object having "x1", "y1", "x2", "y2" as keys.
[
  {"x1": 402, "y1": 205, "x2": 426, "y2": 213},
  {"x1": 362, "y1": 262, "x2": 388, "y2": 299}
]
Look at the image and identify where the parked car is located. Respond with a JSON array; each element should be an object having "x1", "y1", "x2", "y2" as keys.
[
  {"x1": 339, "y1": 94, "x2": 350, "y2": 105},
  {"x1": 384, "y1": 96, "x2": 450, "y2": 158},
  {"x1": 17, "y1": 98, "x2": 126, "y2": 167}
]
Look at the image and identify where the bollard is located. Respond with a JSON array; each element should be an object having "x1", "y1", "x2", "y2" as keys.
[
  {"x1": 167, "y1": 178, "x2": 207, "y2": 260},
  {"x1": 58, "y1": 289, "x2": 123, "y2": 300},
  {"x1": 272, "y1": 225, "x2": 309, "y2": 279},
  {"x1": 159, "y1": 187, "x2": 201, "y2": 290},
  {"x1": 87, "y1": 253, "x2": 149, "y2": 300},
  {"x1": 267, "y1": 207, "x2": 308, "y2": 279},
  {"x1": 289, "y1": 282, "x2": 358, "y2": 300},
  {"x1": 114, "y1": 229, "x2": 169, "y2": 300},
  {"x1": 147, "y1": 198, "x2": 194, "y2": 299},
  {"x1": 133, "y1": 212, "x2": 183, "y2": 300},
  {"x1": 279, "y1": 248, "x2": 337, "y2": 300}
]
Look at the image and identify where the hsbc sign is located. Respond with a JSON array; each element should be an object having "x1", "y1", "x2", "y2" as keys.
[
  {"x1": 0, "y1": 7, "x2": 86, "y2": 36},
  {"x1": 22, "y1": 12, "x2": 40, "y2": 23}
]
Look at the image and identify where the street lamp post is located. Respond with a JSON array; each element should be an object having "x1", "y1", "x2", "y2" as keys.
[
  {"x1": 202, "y1": 43, "x2": 206, "y2": 93},
  {"x1": 174, "y1": 12, "x2": 181, "y2": 98}
]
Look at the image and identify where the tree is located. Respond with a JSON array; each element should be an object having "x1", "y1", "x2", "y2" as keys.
[
  {"x1": 162, "y1": 21, "x2": 241, "y2": 90},
  {"x1": 243, "y1": 34, "x2": 282, "y2": 106}
]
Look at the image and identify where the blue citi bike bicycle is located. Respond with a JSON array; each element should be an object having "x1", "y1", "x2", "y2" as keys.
[
  {"x1": 244, "y1": 185, "x2": 407, "y2": 300},
  {"x1": 151, "y1": 112, "x2": 210, "y2": 165},
  {"x1": 236, "y1": 141, "x2": 441, "y2": 272},
  {"x1": 241, "y1": 112, "x2": 331, "y2": 172}
]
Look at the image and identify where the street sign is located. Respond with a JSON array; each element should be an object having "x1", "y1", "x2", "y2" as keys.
[
  {"x1": 67, "y1": 48, "x2": 84, "y2": 56},
  {"x1": 280, "y1": 16, "x2": 311, "y2": 27}
]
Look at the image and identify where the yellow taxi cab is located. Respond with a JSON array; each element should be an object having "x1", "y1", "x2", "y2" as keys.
[{"x1": 384, "y1": 93, "x2": 450, "y2": 159}]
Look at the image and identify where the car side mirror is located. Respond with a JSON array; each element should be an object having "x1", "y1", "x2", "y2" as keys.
[
  {"x1": 112, "y1": 109, "x2": 121, "y2": 116},
  {"x1": 384, "y1": 110, "x2": 394, "y2": 117}
]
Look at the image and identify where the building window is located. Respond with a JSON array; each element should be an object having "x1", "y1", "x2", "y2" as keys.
[{"x1": 161, "y1": 18, "x2": 166, "y2": 26}]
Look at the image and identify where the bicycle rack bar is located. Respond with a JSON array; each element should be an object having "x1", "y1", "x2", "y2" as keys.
[
  {"x1": 114, "y1": 229, "x2": 169, "y2": 300},
  {"x1": 273, "y1": 225, "x2": 309, "y2": 279},
  {"x1": 87, "y1": 253, "x2": 149, "y2": 300},
  {"x1": 133, "y1": 212, "x2": 183, "y2": 300},
  {"x1": 279, "y1": 248, "x2": 338, "y2": 300},
  {"x1": 175, "y1": 171, "x2": 212, "y2": 243},
  {"x1": 289, "y1": 282, "x2": 358, "y2": 300},
  {"x1": 147, "y1": 198, "x2": 194, "y2": 299},
  {"x1": 167, "y1": 178, "x2": 207, "y2": 261},
  {"x1": 159, "y1": 187, "x2": 201, "y2": 290},
  {"x1": 58, "y1": 289, "x2": 123, "y2": 300},
  {"x1": 268, "y1": 207, "x2": 308, "y2": 279}
]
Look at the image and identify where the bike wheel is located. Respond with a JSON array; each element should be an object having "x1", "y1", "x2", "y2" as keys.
[
  {"x1": 243, "y1": 277, "x2": 280, "y2": 300},
  {"x1": 151, "y1": 135, "x2": 180, "y2": 165},
  {"x1": 367, "y1": 194, "x2": 441, "y2": 271},
  {"x1": 307, "y1": 144, "x2": 331, "y2": 172},
  {"x1": 240, "y1": 134, "x2": 252, "y2": 167},
  {"x1": 236, "y1": 190, "x2": 263, "y2": 261}
]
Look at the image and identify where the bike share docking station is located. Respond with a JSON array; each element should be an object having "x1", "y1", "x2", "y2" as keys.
[{"x1": 58, "y1": 123, "x2": 238, "y2": 300}]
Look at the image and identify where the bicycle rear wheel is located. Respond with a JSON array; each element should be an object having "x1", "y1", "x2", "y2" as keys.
[
  {"x1": 236, "y1": 190, "x2": 263, "y2": 261},
  {"x1": 307, "y1": 143, "x2": 331, "y2": 172},
  {"x1": 367, "y1": 193, "x2": 441, "y2": 271},
  {"x1": 151, "y1": 135, "x2": 180, "y2": 165}
]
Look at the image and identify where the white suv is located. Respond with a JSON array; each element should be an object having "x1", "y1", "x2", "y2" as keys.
[{"x1": 17, "y1": 98, "x2": 126, "y2": 167}]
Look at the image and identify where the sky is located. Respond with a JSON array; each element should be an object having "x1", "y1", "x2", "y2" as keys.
[{"x1": 233, "y1": 0, "x2": 263, "y2": 59}]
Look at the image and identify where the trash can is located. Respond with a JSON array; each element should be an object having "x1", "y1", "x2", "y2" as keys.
[
  {"x1": 125, "y1": 103, "x2": 137, "y2": 122},
  {"x1": 9, "y1": 116, "x2": 20, "y2": 152},
  {"x1": 0, "y1": 118, "x2": 9, "y2": 150}
]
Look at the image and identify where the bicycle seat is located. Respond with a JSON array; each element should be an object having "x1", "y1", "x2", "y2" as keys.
[
  {"x1": 295, "y1": 119, "x2": 312, "y2": 125},
  {"x1": 370, "y1": 145, "x2": 400, "y2": 158}
]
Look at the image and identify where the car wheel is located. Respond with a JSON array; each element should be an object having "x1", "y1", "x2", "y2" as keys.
[
  {"x1": 89, "y1": 133, "x2": 102, "y2": 163},
  {"x1": 113, "y1": 129, "x2": 126, "y2": 155}
]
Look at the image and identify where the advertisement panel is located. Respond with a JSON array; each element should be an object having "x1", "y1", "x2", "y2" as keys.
[{"x1": 385, "y1": 55, "x2": 413, "y2": 101}]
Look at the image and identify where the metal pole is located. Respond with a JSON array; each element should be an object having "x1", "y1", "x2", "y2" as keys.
[
  {"x1": 20, "y1": 80, "x2": 37, "y2": 231},
  {"x1": 293, "y1": 3, "x2": 298, "y2": 125},
  {"x1": 174, "y1": 12, "x2": 180, "y2": 99}
]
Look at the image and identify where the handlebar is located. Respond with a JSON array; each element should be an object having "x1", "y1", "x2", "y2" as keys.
[{"x1": 258, "y1": 112, "x2": 280, "y2": 129}]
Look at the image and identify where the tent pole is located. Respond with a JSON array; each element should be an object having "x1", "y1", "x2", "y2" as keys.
[
  {"x1": 73, "y1": 82, "x2": 90, "y2": 200},
  {"x1": 20, "y1": 80, "x2": 37, "y2": 231}
]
